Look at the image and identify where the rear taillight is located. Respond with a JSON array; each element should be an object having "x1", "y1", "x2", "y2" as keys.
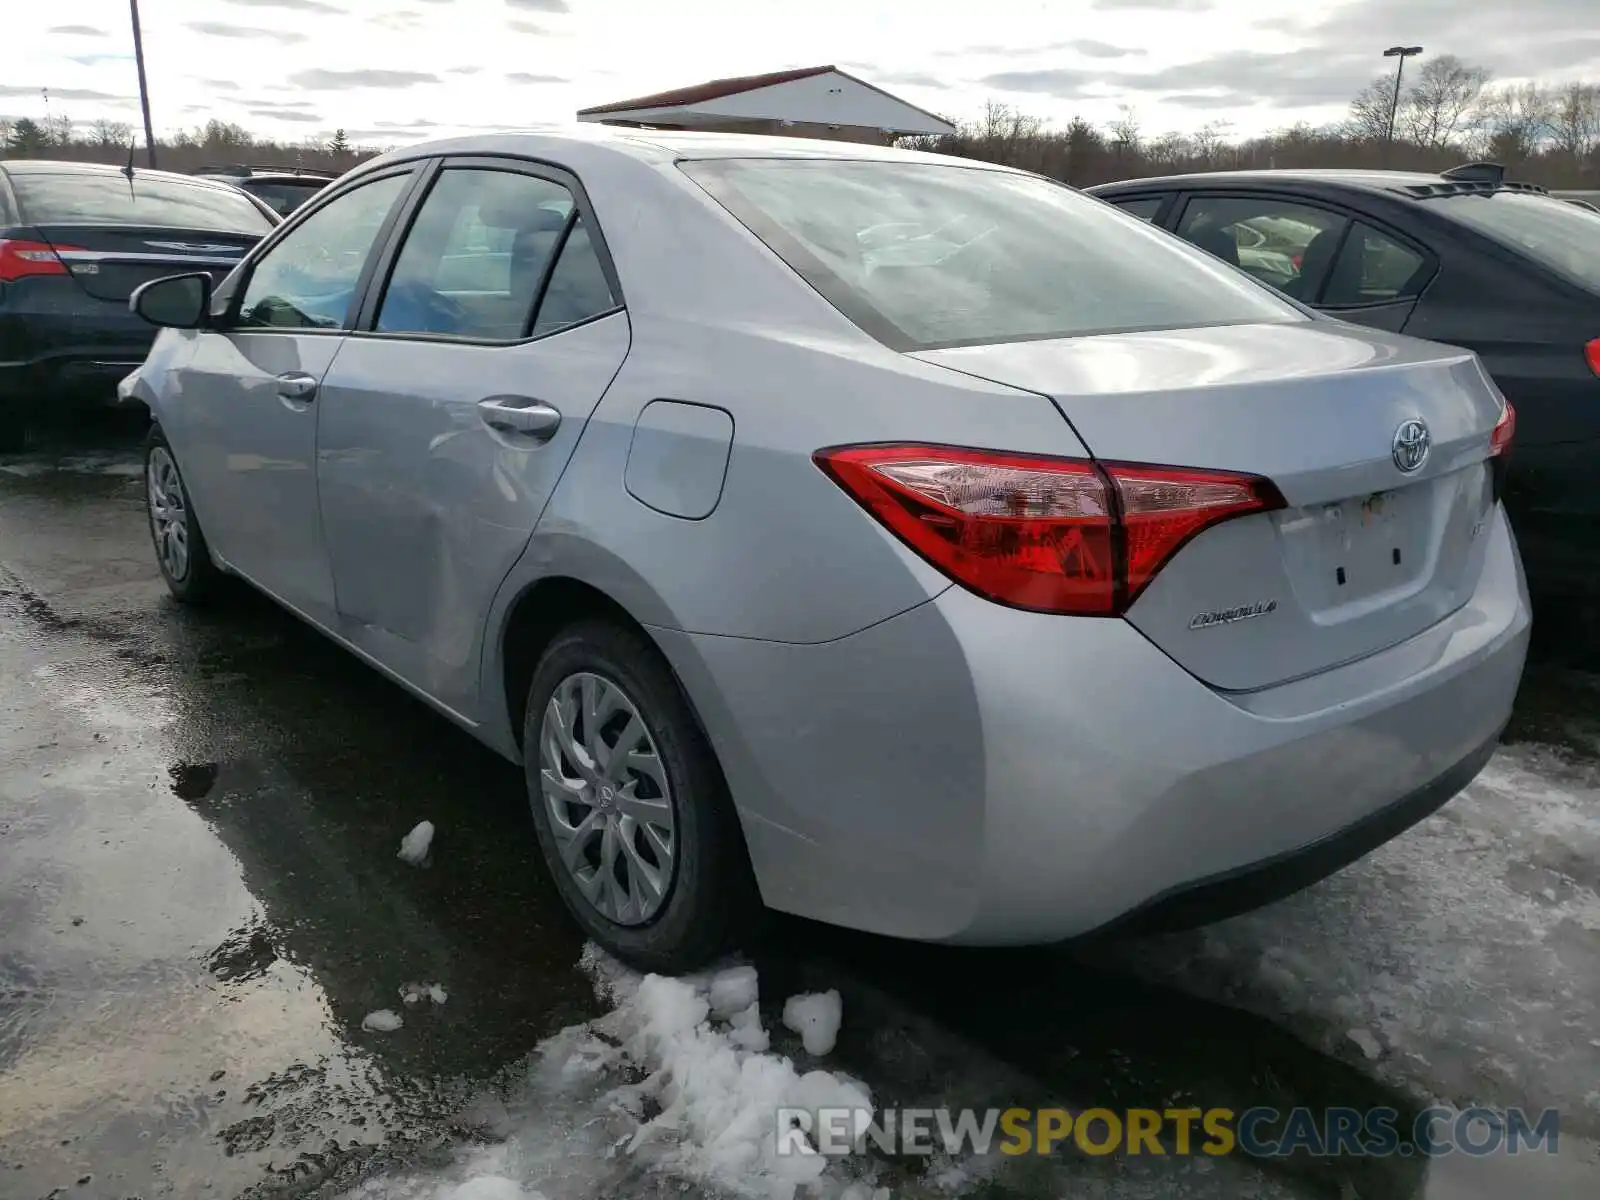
[
  {"x1": 1490, "y1": 402, "x2": 1515, "y2": 457},
  {"x1": 1585, "y1": 338, "x2": 1600, "y2": 378},
  {"x1": 0, "y1": 238, "x2": 82, "y2": 282},
  {"x1": 814, "y1": 443, "x2": 1284, "y2": 616}
]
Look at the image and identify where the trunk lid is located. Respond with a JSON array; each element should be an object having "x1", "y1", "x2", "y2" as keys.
[
  {"x1": 33, "y1": 225, "x2": 257, "y2": 303},
  {"x1": 913, "y1": 321, "x2": 1507, "y2": 691}
]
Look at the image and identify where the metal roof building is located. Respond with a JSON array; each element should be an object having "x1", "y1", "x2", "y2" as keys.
[{"x1": 576, "y1": 65, "x2": 956, "y2": 145}]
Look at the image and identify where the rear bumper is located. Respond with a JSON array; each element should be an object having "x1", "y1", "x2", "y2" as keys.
[
  {"x1": 655, "y1": 503, "x2": 1530, "y2": 945},
  {"x1": 1081, "y1": 721, "x2": 1504, "y2": 938},
  {"x1": 1, "y1": 293, "x2": 155, "y2": 408}
]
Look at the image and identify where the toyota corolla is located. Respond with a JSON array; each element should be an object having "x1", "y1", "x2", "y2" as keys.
[{"x1": 123, "y1": 128, "x2": 1529, "y2": 972}]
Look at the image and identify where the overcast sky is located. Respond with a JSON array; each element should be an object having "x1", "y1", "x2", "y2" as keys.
[{"x1": 13, "y1": 0, "x2": 1600, "y2": 148}]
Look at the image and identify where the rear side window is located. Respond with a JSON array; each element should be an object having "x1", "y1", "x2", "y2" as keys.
[
  {"x1": 1432, "y1": 191, "x2": 1600, "y2": 292},
  {"x1": 245, "y1": 181, "x2": 325, "y2": 216},
  {"x1": 681, "y1": 159, "x2": 1302, "y2": 351},
  {"x1": 1323, "y1": 223, "x2": 1430, "y2": 307},
  {"x1": 1108, "y1": 196, "x2": 1164, "y2": 222},
  {"x1": 1176, "y1": 195, "x2": 1347, "y2": 302},
  {"x1": 11, "y1": 172, "x2": 276, "y2": 234}
]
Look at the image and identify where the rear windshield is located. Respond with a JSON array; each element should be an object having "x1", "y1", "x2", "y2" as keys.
[
  {"x1": 681, "y1": 158, "x2": 1304, "y2": 350},
  {"x1": 1433, "y1": 190, "x2": 1600, "y2": 292},
  {"x1": 11, "y1": 172, "x2": 276, "y2": 234},
  {"x1": 244, "y1": 180, "x2": 326, "y2": 216}
]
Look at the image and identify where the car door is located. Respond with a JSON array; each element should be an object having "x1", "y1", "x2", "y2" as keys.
[
  {"x1": 314, "y1": 156, "x2": 630, "y2": 717},
  {"x1": 1171, "y1": 192, "x2": 1435, "y2": 333},
  {"x1": 165, "y1": 166, "x2": 419, "y2": 627}
]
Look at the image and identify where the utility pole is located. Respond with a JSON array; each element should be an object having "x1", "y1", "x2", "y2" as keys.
[
  {"x1": 129, "y1": 0, "x2": 158, "y2": 167},
  {"x1": 1383, "y1": 45, "x2": 1423, "y2": 144}
]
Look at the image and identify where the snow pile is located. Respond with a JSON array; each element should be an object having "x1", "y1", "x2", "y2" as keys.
[
  {"x1": 399, "y1": 981, "x2": 448, "y2": 1006},
  {"x1": 343, "y1": 947, "x2": 883, "y2": 1200},
  {"x1": 397, "y1": 820, "x2": 435, "y2": 866},
  {"x1": 361, "y1": 1009, "x2": 403, "y2": 1033},
  {"x1": 782, "y1": 990, "x2": 843, "y2": 1057}
]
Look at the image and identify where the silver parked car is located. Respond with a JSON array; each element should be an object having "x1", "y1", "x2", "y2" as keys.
[{"x1": 124, "y1": 128, "x2": 1529, "y2": 972}]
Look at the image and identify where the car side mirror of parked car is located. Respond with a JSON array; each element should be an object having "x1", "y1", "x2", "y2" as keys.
[{"x1": 131, "y1": 272, "x2": 214, "y2": 330}]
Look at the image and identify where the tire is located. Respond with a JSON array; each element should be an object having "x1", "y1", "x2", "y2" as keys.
[
  {"x1": 144, "y1": 426, "x2": 226, "y2": 604},
  {"x1": 523, "y1": 619, "x2": 760, "y2": 973}
]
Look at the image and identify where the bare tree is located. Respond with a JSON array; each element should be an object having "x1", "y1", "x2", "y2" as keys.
[
  {"x1": 1550, "y1": 81, "x2": 1599, "y2": 160},
  {"x1": 1348, "y1": 76, "x2": 1397, "y2": 142},
  {"x1": 42, "y1": 113, "x2": 74, "y2": 147},
  {"x1": 1474, "y1": 82, "x2": 1555, "y2": 163},
  {"x1": 1400, "y1": 55, "x2": 1491, "y2": 148},
  {"x1": 1108, "y1": 105, "x2": 1142, "y2": 155},
  {"x1": 91, "y1": 118, "x2": 133, "y2": 148},
  {"x1": 1147, "y1": 130, "x2": 1190, "y2": 167},
  {"x1": 1191, "y1": 119, "x2": 1231, "y2": 162}
]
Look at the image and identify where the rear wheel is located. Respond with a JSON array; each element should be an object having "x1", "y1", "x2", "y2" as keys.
[
  {"x1": 523, "y1": 620, "x2": 760, "y2": 973},
  {"x1": 145, "y1": 427, "x2": 225, "y2": 603}
]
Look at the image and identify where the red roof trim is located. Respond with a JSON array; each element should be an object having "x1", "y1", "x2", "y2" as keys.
[{"x1": 577, "y1": 65, "x2": 839, "y2": 117}]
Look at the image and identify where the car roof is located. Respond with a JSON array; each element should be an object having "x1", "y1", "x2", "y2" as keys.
[
  {"x1": 0, "y1": 158, "x2": 256, "y2": 197},
  {"x1": 211, "y1": 172, "x2": 335, "y2": 184},
  {"x1": 361, "y1": 122, "x2": 1024, "y2": 173},
  {"x1": 1086, "y1": 167, "x2": 1556, "y2": 203}
]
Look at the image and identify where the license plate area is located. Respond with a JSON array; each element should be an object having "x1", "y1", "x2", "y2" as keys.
[{"x1": 1276, "y1": 483, "x2": 1433, "y2": 611}]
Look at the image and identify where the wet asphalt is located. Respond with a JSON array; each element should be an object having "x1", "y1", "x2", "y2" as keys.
[{"x1": 2, "y1": 420, "x2": 1598, "y2": 1200}]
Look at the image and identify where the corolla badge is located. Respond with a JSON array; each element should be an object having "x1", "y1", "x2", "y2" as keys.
[
  {"x1": 1392, "y1": 418, "x2": 1431, "y2": 473},
  {"x1": 1189, "y1": 600, "x2": 1278, "y2": 630}
]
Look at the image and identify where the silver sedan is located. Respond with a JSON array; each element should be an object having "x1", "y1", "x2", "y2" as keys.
[{"x1": 124, "y1": 128, "x2": 1529, "y2": 972}]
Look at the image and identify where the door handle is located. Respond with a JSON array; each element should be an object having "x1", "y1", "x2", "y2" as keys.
[
  {"x1": 276, "y1": 372, "x2": 318, "y2": 402},
  {"x1": 477, "y1": 396, "x2": 561, "y2": 441}
]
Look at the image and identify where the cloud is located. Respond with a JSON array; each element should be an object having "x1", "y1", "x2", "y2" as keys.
[
  {"x1": 1066, "y1": 40, "x2": 1146, "y2": 59},
  {"x1": 978, "y1": 69, "x2": 1099, "y2": 99},
  {"x1": 372, "y1": 12, "x2": 423, "y2": 28},
  {"x1": 940, "y1": 38, "x2": 1146, "y2": 60},
  {"x1": 1159, "y1": 92, "x2": 1260, "y2": 109},
  {"x1": 289, "y1": 69, "x2": 440, "y2": 89},
  {"x1": 49, "y1": 24, "x2": 106, "y2": 35},
  {"x1": 374, "y1": 119, "x2": 440, "y2": 129},
  {"x1": 509, "y1": 19, "x2": 550, "y2": 33},
  {"x1": 201, "y1": 80, "x2": 243, "y2": 92},
  {"x1": 1091, "y1": 0, "x2": 1214, "y2": 8},
  {"x1": 446, "y1": 67, "x2": 482, "y2": 75},
  {"x1": 244, "y1": 99, "x2": 317, "y2": 111},
  {"x1": 221, "y1": 0, "x2": 341, "y2": 10},
  {"x1": 507, "y1": 0, "x2": 569, "y2": 9},
  {"x1": 0, "y1": 85, "x2": 128, "y2": 101},
  {"x1": 505, "y1": 72, "x2": 570, "y2": 84},
  {"x1": 872, "y1": 71, "x2": 951, "y2": 90},
  {"x1": 248, "y1": 109, "x2": 324, "y2": 123},
  {"x1": 187, "y1": 22, "x2": 308, "y2": 43}
]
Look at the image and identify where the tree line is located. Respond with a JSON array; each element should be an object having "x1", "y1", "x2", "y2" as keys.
[
  {"x1": 4, "y1": 58, "x2": 1597, "y2": 190},
  {"x1": 909, "y1": 58, "x2": 1599, "y2": 189},
  {"x1": 0, "y1": 116, "x2": 378, "y2": 175}
]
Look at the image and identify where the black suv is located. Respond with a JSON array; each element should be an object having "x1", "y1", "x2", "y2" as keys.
[
  {"x1": 191, "y1": 165, "x2": 336, "y2": 217},
  {"x1": 1088, "y1": 164, "x2": 1600, "y2": 604}
]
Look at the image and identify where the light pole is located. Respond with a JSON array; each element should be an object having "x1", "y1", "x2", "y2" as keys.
[
  {"x1": 1383, "y1": 45, "x2": 1423, "y2": 144},
  {"x1": 129, "y1": 0, "x2": 157, "y2": 167}
]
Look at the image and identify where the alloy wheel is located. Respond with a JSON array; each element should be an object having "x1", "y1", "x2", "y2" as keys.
[
  {"x1": 538, "y1": 671, "x2": 678, "y2": 925},
  {"x1": 147, "y1": 446, "x2": 190, "y2": 582}
]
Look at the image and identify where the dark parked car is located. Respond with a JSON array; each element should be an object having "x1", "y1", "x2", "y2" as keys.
[
  {"x1": 0, "y1": 159, "x2": 279, "y2": 449},
  {"x1": 1088, "y1": 164, "x2": 1600, "y2": 603},
  {"x1": 191, "y1": 165, "x2": 336, "y2": 217}
]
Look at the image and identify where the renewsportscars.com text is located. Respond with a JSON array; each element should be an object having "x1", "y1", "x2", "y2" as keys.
[{"x1": 775, "y1": 1105, "x2": 1562, "y2": 1159}]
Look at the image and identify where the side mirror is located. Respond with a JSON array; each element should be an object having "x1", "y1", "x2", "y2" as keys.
[{"x1": 130, "y1": 272, "x2": 213, "y2": 329}]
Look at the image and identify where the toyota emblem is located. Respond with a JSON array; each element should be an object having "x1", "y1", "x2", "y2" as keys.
[{"x1": 1391, "y1": 418, "x2": 1430, "y2": 474}]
